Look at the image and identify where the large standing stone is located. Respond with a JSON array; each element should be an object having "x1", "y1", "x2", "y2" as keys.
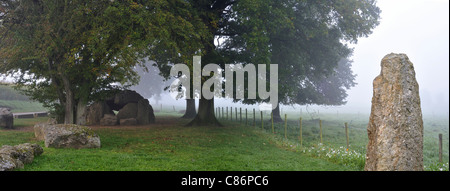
[
  {"x1": 116, "y1": 103, "x2": 138, "y2": 121},
  {"x1": 136, "y1": 99, "x2": 155, "y2": 124},
  {"x1": 85, "y1": 101, "x2": 114, "y2": 125},
  {"x1": 34, "y1": 123, "x2": 101, "y2": 149},
  {"x1": 365, "y1": 53, "x2": 423, "y2": 171},
  {"x1": 0, "y1": 108, "x2": 13, "y2": 129}
]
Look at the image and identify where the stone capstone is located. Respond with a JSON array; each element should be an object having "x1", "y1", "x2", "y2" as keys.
[
  {"x1": 365, "y1": 53, "x2": 423, "y2": 171},
  {"x1": 113, "y1": 90, "x2": 144, "y2": 109},
  {"x1": 0, "y1": 108, "x2": 13, "y2": 129},
  {"x1": 85, "y1": 101, "x2": 114, "y2": 125},
  {"x1": 0, "y1": 143, "x2": 43, "y2": 171},
  {"x1": 34, "y1": 123, "x2": 101, "y2": 149}
]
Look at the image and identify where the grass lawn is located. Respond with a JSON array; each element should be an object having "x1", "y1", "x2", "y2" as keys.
[{"x1": 0, "y1": 116, "x2": 356, "y2": 171}]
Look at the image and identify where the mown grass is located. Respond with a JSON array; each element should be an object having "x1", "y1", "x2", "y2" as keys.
[{"x1": 0, "y1": 116, "x2": 354, "y2": 171}]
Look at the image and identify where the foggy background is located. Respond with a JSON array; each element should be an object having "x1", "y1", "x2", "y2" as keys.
[
  {"x1": 1, "y1": 0, "x2": 448, "y2": 116},
  {"x1": 129, "y1": 0, "x2": 449, "y2": 116}
]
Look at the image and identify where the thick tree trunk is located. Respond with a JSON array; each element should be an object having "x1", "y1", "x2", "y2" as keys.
[
  {"x1": 271, "y1": 104, "x2": 283, "y2": 123},
  {"x1": 63, "y1": 89, "x2": 74, "y2": 124},
  {"x1": 76, "y1": 99, "x2": 87, "y2": 125},
  {"x1": 186, "y1": 98, "x2": 221, "y2": 126},
  {"x1": 61, "y1": 75, "x2": 74, "y2": 124},
  {"x1": 181, "y1": 99, "x2": 197, "y2": 118}
]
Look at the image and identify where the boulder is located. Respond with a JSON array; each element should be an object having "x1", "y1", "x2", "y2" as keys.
[
  {"x1": 365, "y1": 53, "x2": 423, "y2": 171},
  {"x1": 119, "y1": 118, "x2": 137, "y2": 126},
  {"x1": 113, "y1": 90, "x2": 144, "y2": 109},
  {"x1": 0, "y1": 143, "x2": 43, "y2": 171},
  {"x1": 85, "y1": 101, "x2": 114, "y2": 125},
  {"x1": 136, "y1": 99, "x2": 155, "y2": 124},
  {"x1": 100, "y1": 114, "x2": 118, "y2": 126},
  {"x1": 34, "y1": 123, "x2": 101, "y2": 149},
  {"x1": 116, "y1": 103, "x2": 138, "y2": 120},
  {"x1": 0, "y1": 108, "x2": 13, "y2": 129}
]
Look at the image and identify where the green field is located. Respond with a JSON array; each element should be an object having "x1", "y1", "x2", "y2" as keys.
[
  {"x1": 0, "y1": 115, "x2": 356, "y2": 171},
  {"x1": 0, "y1": 84, "x2": 46, "y2": 112},
  {"x1": 1, "y1": 104, "x2": 448, "y2": 171}
]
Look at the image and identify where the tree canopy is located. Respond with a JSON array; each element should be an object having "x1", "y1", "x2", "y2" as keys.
[
  {"x1": 1, "y1": 0, "x2": 381, "y2": 126},
  {"x1": 216, "y1": 0, "x2": 380, "y2": 121},
  {"x1": 0, "y1": 0, "x2": 207, "y2": 124}
]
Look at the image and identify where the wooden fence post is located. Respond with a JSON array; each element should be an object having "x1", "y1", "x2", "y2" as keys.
[
  {"x1": 319, "y1": 119, "x2": 322, "y2": 144},
  {"x1": 271, "y1": 111, "x2": 274, "y2": 134},
  {"x1": 284, "y1": 114, "x2": 287, "y2": 139},
  {"x1": 261, "y1": 111, "x2": 263, "y2": 130},
  {"x1": 439, "y1": 133, "x2": 443, "y2": 163},
  {"x1": 253, "y1": 108, "x2": 256, "y2": 127},
  {"x1": 235, "y1": 107, "x2": 238, "y2": 122},
  {"x1": 231, "y1": 107, "x2": 233, "y2": 121},
  {"x1": 245, "y1": 108, "x2": 248, "y2": 126},
  {"x1": 345, "y1": 122, "x2": 349, "y2": 150},
  {"x1": 299, "y1": 117, "x2": 302, "y2": 147},
  {"x1": 222, "y1": 107, "x2": 224, "y2": 119},
  {"x1": 226, "y1": 107, "x2": 228, "y2": 120},
  {"x1": 240, "y1": 108, "x2": 242, "y2": 123}
]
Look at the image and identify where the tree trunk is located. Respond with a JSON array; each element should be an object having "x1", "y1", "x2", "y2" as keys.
[
  {"x1": 271, "y1": 104, "x2": 284, "y2": 123},
  {"x1": 186, "y1": 98, "x2": 222, "y2": 126},
  {"x1": 76, "y1": 99, "x2": 87, "y2": 125},
  {"x1": 63, "y1": 89, "x2": 74, "y2": 124},
  {"x1": 181, "y1": 99, "x2": 197, "y2": 118},
  {"x1": 61, "y1": 75, "x2": 74, "y2": 124}
]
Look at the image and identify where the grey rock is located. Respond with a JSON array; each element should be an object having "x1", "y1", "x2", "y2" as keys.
[
  {"x1": 100, "y1": 114, "x2": 118, "y2": 126},
  {"x1": 0, "y1": 143, "x2": 43, "y2": 171},
  {"x1": 116, "y1": 103, "x2": 138, "y2": 121},
  {"x1": 119, "y1": 118, "x2": 137, "y2": 126},
  {"x1": 113, "y1": 90, "x2": 144, "y2": 108},
  {"x1": 34, "y1": 123, "x2": 101, "y2": 149},
  {"x1": 0, "y1": 108, "x2": 13, "y2": 129},
  {"x1": 136, "y1": 99, "x2": 155, "y2": 124},
  {"x1": 85, "y1": 101, "x2": 114, "y2": 125},
  {"x1": 365, "y1": 53, "x2": 423, "y2": 171}
]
